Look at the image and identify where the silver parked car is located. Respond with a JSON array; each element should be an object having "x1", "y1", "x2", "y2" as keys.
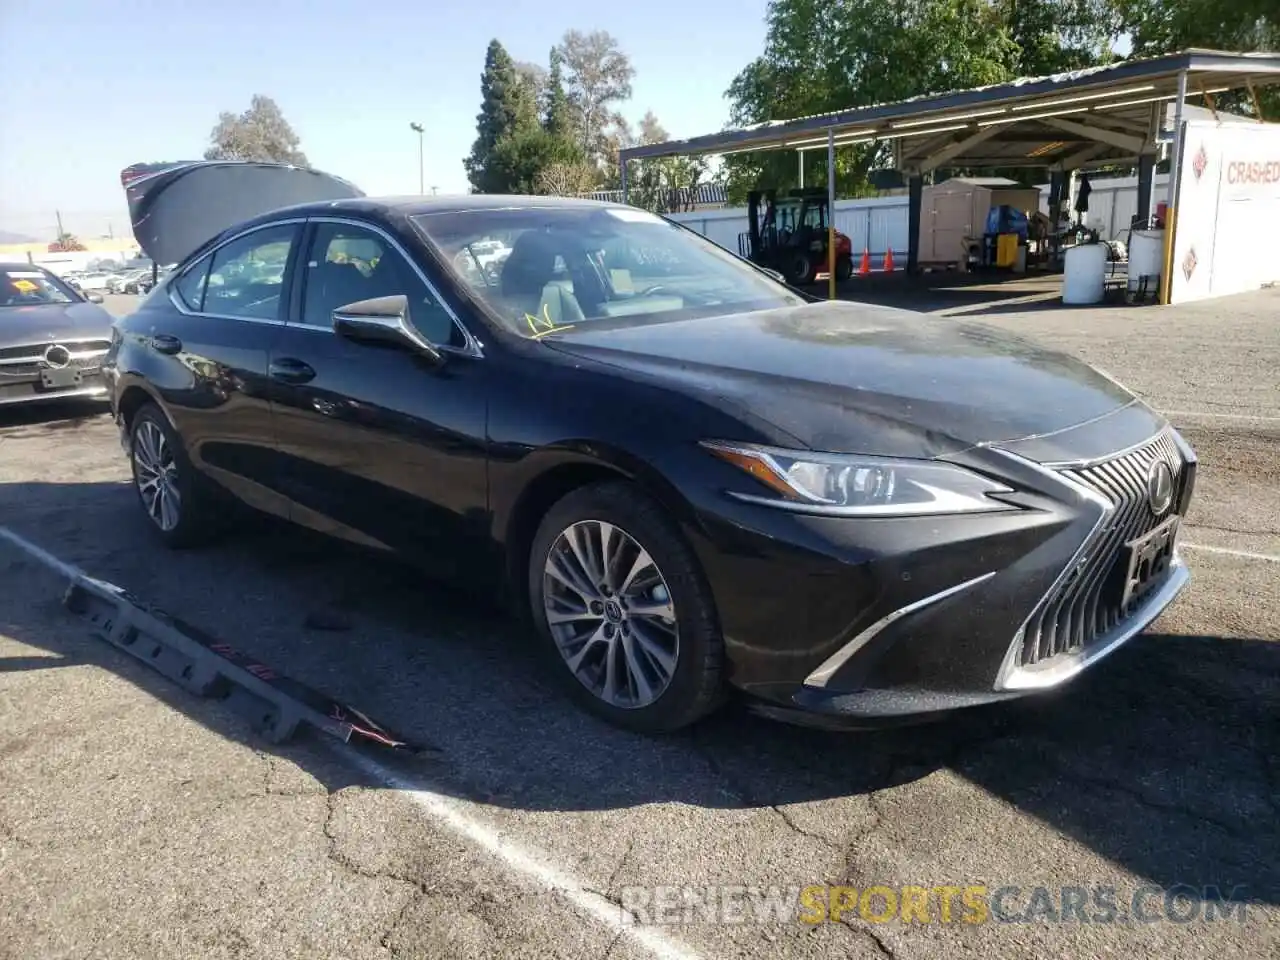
[{"x1": 0, "y1": 263, "x2": 115, "y2": 408}]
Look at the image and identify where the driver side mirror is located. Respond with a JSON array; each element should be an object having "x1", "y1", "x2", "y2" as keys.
[
  {"x1": 86, "y1": 292, "x2": 105, "y2": 304},
  {"x1": 332, "y1": 294, "x2": 444, "y2": 366}
]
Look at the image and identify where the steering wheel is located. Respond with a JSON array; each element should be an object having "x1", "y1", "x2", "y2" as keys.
[{"x1": 635, "y1": 284, "x2": 668, "y2": 297}]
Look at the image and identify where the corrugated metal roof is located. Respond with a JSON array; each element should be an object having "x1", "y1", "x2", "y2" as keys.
[{"x1": 619, "y1": 49, "x2": 1280, "y2": 173}]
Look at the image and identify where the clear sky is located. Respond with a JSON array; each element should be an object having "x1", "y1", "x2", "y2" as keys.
[{"x1": 0, "y1": 0, "x2": 771, "y2": 241}]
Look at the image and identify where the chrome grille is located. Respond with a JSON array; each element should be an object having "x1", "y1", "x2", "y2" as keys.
[
  {"x1": 1019, "y1": 430, "x2": 1186, "y2": 667},
  {"x1": 0, "y1": 339, "x2": 111, "y2": 362}
]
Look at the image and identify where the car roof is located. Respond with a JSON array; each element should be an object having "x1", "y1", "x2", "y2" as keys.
[
  {"x1": 259, "y1": 193, "x2": 629, "y2": 221},
  {"x1": 184, "y1": 193, "x2": 640, "y2": 268}
]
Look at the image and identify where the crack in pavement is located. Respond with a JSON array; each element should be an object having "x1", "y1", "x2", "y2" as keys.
[
  {"x1": 838, "y1": 793, "x2": 891, "y2": 884},
  {"x1": 321, "y1": 788, "x2": 430, "y2": 959},
  {"x1": 690, "y1": 739, "x2": 847, "y2": 851},
  {"x1": 603, "y1": 839, "x2": 636, "y2": 902},
  {"x1": 841, "y1": 921, "x2": 896, "y2": 958},
  {"x1": 322, "y1": 789, "x2": 423, "y2": 889},
  {"x1": 600, "y1": 929, "x2": 625, "y2": 960},
  {"x1": 378, "y1": 889, "x2": 424, "y2": 957},
  {"x1": 771, "y1": 803, "x2": 839, "y2": 845}
]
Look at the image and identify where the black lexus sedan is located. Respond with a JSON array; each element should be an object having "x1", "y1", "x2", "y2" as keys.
[
  {"x1": 103, "y1": 160, "x2": 1196, "y2": 733},
  {"x1": 0, "y1": 263, "x2": 114, "y2": 408}
]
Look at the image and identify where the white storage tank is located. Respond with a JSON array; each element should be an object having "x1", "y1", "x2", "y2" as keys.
[
  {"x1": 1127, "y1": 229, "x2": 1165, "y2": 293},
  {"x1": 1062, "y1": 242, "x2": 1108, "y2": 304}
]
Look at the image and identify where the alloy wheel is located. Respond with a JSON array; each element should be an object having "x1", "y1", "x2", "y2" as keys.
[
  {"x1": 133, "y1": 419, "x2": 181, "y2": 532},
  {"x1": 542, "y1": 520, "x2": 680, "y2": 709}
]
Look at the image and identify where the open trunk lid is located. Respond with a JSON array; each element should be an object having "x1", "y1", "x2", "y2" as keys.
[{"x1": 120, "y1": 160, "x2": 364, "y2": 266}]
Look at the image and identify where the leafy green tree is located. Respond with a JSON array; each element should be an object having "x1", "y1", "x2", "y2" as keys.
[
  {"x1": 466, "y1": 40, "x2": 540, "y2": 192},
  {"x1": 515, "y1": 61, "x2": 548, "y2": 107},
  {"x1": 558, "y1": 29, "x2": 636, "y2": 171},
  {"x1": 1114, "y1": 0, "x2": 1280, "y2": 116},
  {"x1": 204, "y1": 95, "x2": 308, "y2": 166},
  {"x1": 489, "y1": 126, "x2": 585, "y2": 194},
  {"x1": 998, "y1": 0, "x2": 1118, "y2": 76},
  {"x1": 719, "y1": 0, "x2": 1134, "y2": 201},
  {"x1": 630, "y1": 112, "x2": 708, "y2": 213},
  {"x1": 48, "y1": 233, "x2": 86, "y2": 253}
]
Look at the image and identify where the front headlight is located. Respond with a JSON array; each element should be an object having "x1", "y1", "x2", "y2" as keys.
[{"x1": 700, "y1": 440, "x2": 1015, "y2": 517}]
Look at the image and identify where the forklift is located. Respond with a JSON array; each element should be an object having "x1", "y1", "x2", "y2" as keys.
[{"x1": 737, "y1": 188, "x2": 854, "y2": 286}]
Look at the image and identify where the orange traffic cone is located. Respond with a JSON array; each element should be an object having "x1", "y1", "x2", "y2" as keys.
[
  {"x1": 884, "y1": 247, "x2": 895, "y2": 272},
  {"x1": 858, "y1": 248, "x2": 871, "y2": 275}
]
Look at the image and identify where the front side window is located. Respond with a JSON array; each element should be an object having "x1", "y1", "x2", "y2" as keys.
[
  {"x1": 199, "y1": 224, "x2": 298, "y2": 321},
  {"x1": 0, "y1": 268, "x2": 77, "y2": 307},
  {"x1": 411, "y1": 205, "x2": 802, "y2": 338},
  {"x1": 300, "y1": 221, "x2": 462, "y2": 346}
]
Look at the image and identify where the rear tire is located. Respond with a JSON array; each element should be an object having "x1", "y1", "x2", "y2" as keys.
[
  {"x1": 834, "y1": 254, "x2": 853, "y2": 282},
  {"x1": 128, "y1": 403, "x2": 220, "y2": 549},
  {"x1": 528, "y1": 481, "x2": 726, "y2": 733}
]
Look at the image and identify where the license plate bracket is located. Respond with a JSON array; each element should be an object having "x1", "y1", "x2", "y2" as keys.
[
  {"x1": 40, "y1": 366, "x2": 81, "y2": 390},
  {"x1": 1120, "y1": 515, "x2": 1179, "y2": 614}
]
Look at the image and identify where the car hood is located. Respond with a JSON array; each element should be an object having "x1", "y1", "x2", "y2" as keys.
[
  {"x1": 0, "y1": 301, "x2": 114, "y2": 348},
  {"x1": 121, "y1": 160, "x2": 365, "y2": 266},
  {"x1": 542, "y1": 300, "x2": 1140, "y2": 457}
]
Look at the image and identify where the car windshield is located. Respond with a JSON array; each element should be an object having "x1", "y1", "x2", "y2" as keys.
[
  {"x1": 0, "y1": 268, "x2": 77, "y2": 307},
  {"x1": 411, "y1": 205, "x2": 803, "y2": 338}
]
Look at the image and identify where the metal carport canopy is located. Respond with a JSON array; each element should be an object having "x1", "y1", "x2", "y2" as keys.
[{"x1": 618, "y1": 49, "x2": 1280, "y2": 173}]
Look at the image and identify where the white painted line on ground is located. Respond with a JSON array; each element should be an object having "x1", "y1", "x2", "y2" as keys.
[
  {"x1": 344, "y1": 750, "x2": 703, "y2": 960},
  {"x1": 1182, "y1": 542, "x2": 1280, "y2": 564},
  {"x1": 0, "y1": 523, "x2": 704, "y2": 960},
  {"x1": 0, "y1": 525, "x2": 83, "y2": 580},
  {"x1": 1162, "y1": 410, "x2": 1280, "y2": 423}
]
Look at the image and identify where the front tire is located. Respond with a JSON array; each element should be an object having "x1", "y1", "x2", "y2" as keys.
[
  {"x1": 785, "y1": 252, "x2": 816, "y2": 286},
  {"x1": 528, "y1": 481, "x2": 726, "y2": 733},
  {"x1": 129, "y1": 403, "x2": 218, "y2": 548}
]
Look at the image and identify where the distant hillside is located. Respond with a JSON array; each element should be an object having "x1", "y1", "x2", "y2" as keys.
[{"x1": 0, "y1": 230, "x2": 37, "y2": 243}]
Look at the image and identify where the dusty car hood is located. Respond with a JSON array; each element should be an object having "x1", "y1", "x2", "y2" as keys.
[
  {"x1": 543, "y1": 300, "x2": 1142, "y2": 457},
  {"x1": 0, "y1": 302, "x2": 115, "y2": 348},
  {"x1": 121, "y1": 160, "x2": 364, "y2": 266}
]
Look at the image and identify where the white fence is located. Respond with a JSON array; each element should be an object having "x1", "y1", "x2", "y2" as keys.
[{"x1": 669, "y1": 173, "x2": 1169, "y2": 258}]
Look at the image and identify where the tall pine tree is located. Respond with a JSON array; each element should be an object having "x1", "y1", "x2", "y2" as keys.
[
  {"x1": 465, "y1": 40, "x2": 537, "y2": 193},
  {"x1": 543, "y1": 46, "x2": 573, "y2": 140}
]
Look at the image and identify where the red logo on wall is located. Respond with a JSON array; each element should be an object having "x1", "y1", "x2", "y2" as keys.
[
  {"x1": 1181, "y1": 247, "x2": 1199, "y2": 281},
  {"x1": 1191, "y1": 144, "x2": 1208, "y2": 182}
]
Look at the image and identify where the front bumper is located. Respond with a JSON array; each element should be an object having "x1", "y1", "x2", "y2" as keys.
[
  {"x1": 0, "y1": 342, "x2": 112, "y2": 408},
  {"x1": 0, "y1": 373, "x2": 108, "y2": 407},
  {"x1": 686, "y1": 427, "x2": 1196, "y2": 725}
]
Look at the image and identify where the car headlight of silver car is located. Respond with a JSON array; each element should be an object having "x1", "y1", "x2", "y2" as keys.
[{"x1": 700, "y1": 440, "x2": 1015, "y2": 516}]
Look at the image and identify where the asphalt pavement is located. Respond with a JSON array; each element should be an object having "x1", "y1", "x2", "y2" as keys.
[{"x1": 0, "y1": 288, "x2": 1276, "y2": 959}]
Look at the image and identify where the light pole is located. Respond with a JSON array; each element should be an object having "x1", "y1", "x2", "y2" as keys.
[{"x1": 409, "y1": 122, "x2": 424, "y2": 194}]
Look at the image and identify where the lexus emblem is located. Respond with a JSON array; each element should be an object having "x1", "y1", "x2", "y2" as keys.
[
  {"x1": 1147, "y1": 459, "x2": 1175, "y2": 516},
  {"x1": 42, "y1": 344, "x2": 72, "y2": 369}
]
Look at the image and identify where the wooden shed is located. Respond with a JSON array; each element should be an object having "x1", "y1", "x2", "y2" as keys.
[{"x1": 918, "y1": 177, "x2": 1043, "y2": 268}]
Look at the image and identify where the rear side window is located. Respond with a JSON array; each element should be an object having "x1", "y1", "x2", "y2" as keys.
[
  {"x1": 173, "y1": 259, "x2": 210, "y2": 311},
  {"x1": 202, "y1": 224, "x2": 299, "y2": 321}
]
